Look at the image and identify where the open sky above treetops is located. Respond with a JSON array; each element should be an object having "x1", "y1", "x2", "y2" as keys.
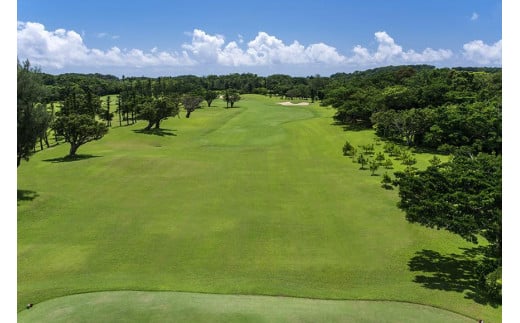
[{"x1": 17, "y1": 0, "x2": 502, "y2": 77}]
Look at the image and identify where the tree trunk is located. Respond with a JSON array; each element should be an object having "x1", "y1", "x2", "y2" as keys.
[
  {"x1": 154, "y1": 120, "x2": 161, "y2": 129},
  {"x1": 186, "y1": 110, "x2": 191, "y2": 118},
  {"x1": 17, "y1": 156, "x2": 21, "y2": 168},
  {"x1": 39, "y1": 137, "x2": 44, "y2": 151},
  {"x1": 118, "y1": 98, "x2": 122, "y2": 127},
  {"x1": 69, "y1": 143, "x2": 79, "y2": 157},
  {"x1": 144, "y1": 121, "x2": 153, "y2": 130},
  {"x1": 44, "y1": 132, "x2": 50, "y2": 148},
  {"x1": 405, "y1": 132, "x2": 414, "y2": 146}
]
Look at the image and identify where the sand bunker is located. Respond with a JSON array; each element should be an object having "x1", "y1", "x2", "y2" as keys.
[{"x1": 277, "y1": 101, "x2": 310, "y2": 106}]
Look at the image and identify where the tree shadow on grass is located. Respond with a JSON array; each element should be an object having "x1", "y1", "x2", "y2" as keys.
[
  {"x1": 132, "y1": 128, "x2": 177, "y2": 137},
  {"x1": 43, "y1": 154, "x2": 102, "y2": 163},
  {"x1": 330, "y1": 121, "x2": 371, "y2": 132},
  {"x1": 17, "y1": 189, "x2": 38, "y2": 204},
  {"x1": 408, "y1": 247, "x2": 500, "y2": 307}
]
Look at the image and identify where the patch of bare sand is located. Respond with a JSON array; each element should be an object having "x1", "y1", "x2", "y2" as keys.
[{"x1": 277, "y1": 101, "x2": 310, "y2": 106}]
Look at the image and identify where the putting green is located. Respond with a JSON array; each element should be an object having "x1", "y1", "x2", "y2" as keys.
[{"x1": 18, "y1": 291, "x2": 476, "y2": 323}]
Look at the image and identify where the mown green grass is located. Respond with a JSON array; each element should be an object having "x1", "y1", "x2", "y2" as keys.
[
  {"x1": 18, "y1": 94, "x2": 500, "y2": 322},
  {"x1": 18, "y1": 291, "x2": 476, "y2": 323}
]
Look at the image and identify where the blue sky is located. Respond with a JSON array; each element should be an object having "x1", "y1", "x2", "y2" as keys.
[{"x1": 17, "y1": 0, "x2": 502, "y2": 76}]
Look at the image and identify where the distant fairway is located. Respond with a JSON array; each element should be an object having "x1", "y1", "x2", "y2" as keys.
[{"x1": 17, "y1": 95, "x2": 500, "y2": 321}]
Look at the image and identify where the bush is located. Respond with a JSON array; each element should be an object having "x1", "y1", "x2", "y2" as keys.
[
  {"x1": 342, "y1": 140, "x2": 356, "y2": 157},
  {"x1": 381, "y1": 172, "x2": 393, "y2": 189}
]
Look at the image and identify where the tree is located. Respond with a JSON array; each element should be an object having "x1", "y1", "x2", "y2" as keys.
[
  {"x1": 204, "y1": 90, "x2": 218, "y2": 107},
  {"x1": 429, "y1": 155, "x2": 442, "y2": 167},
  {"x1": 369, "y1": 159, "x2": 379, "y2": 176},
  {"x1": 223, "y1": 89, "x2": 241, "y2": 108},
  {"x1": 342, "y1": 140, "x2": 356, "y2": 157},
  {"x1": 326, "y1": 86, "x2": 380, "y2": 126},
  {"x1": 423, "y1": 103, "x2": 501, "y2": 154},
  {"x1": 357, "y1": 153, "x2": 368, "y2": 169},
  {"x1": 17, "y1": 59, "x2": 45, "y2": 167},
  {"x1": 60, "y1": 85, "x2": 101, "y2": 117},
  {"x1": 381, "y1": 85, "x2": 417, "y2": 110},
  {"x1": 51, "y1": 114, "x2": 108, "y2": 157},
  {"x1": 360, "y1": 143, "x2": 375, "y2": 155},
  {"x1": 138, "y1": 101, "x2": 158, "y2": 130},
  {"x1": 139, "y1": 96, "x2": 180, "y2": 129},
  {"x1": 401, "y1": 154, "x2": 417, "y2": 167},
  {"x1": 100, "y1": 95, "x2": 114, "y2": 127},
  {"x1": 33, "y1": 103, "x2": 52, "y2": 151},
  {"x1": 117, "y1": 95, "x2": 122, "y2": 127},
  {"x1": 383, "y1": 158, "x2": 394, "y2": 169},
  {"x1": 155, "y1": 96, "x2": 180, "y2": 127},
  {"x1": 372, "y1": 108, "x2": 435, "y2": 146},
  {"x1": 182, "y1": 95, "x2": 203, "y2": 118},
  {"x1": 394, "y1": 153, "x2": 501, "y2": 296},
  {"x1": 381, "y1": 172, "x2": 393, "y2": 189},
  {"x1": 308, "y1": 74, "x2": 327, "y2": 102},
  {"x1": 285, "y1": 88, "x2": 300, "y2": 100},
  {"x1": 375, "y1": 152, "x2": 386, "y2": 165}
]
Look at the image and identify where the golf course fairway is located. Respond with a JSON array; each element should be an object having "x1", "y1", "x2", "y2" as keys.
[{"x1": 17, "y1": 95, "x2": 501, "y2": 321}]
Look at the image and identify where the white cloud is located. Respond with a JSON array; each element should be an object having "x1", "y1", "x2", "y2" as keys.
[
  {"x1": 17, "y1": 21, "x2": 195, "y2": 69},
  {"x1": 182, "y1": 29, "x2": 346, "y2": 66},
  {"x1": 17, "y1": 21, "x2": 90, "y2": 68},
  {"x1": 182, "y1": 29, "x2": 225, "y2": 63},
  {"x1": 305, "y1": 43, "x2": 346, "y2": 64},
  {"x1": 18, "y1": 22, "x2": 493, "y2": 75},
  {"x1": 471, "y1": 12, "x2": 479, "y2": 21},
  {"x1": 462, "y1": 39, "x2": 502, "y2": 64},
  {"x1": 347, "y1": 31, "x2": 453, "y2": 65}
]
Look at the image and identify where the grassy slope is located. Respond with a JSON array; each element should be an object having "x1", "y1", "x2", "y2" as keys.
[{"x1": 17, "y1": 95, "x2": 500, "y2": 321}]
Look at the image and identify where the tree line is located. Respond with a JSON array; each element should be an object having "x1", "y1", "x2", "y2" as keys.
[
  {"x1": 327, "y1": 65, "x2": 502, "y2": 301},
  {"x1": 323, "y1": 65, "x2": 501, "y2": 155},
  {"x1": 38, "y1": 71, "x2": 329, "y2": 104}
]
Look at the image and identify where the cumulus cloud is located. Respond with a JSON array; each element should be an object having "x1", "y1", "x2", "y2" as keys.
[
  {"x1": 471, "y1": 12, "x2": 479, "y2": 21},
  {"x1": 18, "y1": 22, "x2": 485, "y2": 74},
  {"x1": 182, "y1": 29, "x2": 226, "y2": 63},
  {"x1": 347, "y1": 31, "x2": 453, "y2": 65},
  {"x1": 462, "y1": 39, "x2": 502, "y2": 64},
  {"x1": 182, "y1": 29, "x2": 346, "y2": 66},
  {"x1": 17, "y1": 21, "x2": 195, "y2": 69}
]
